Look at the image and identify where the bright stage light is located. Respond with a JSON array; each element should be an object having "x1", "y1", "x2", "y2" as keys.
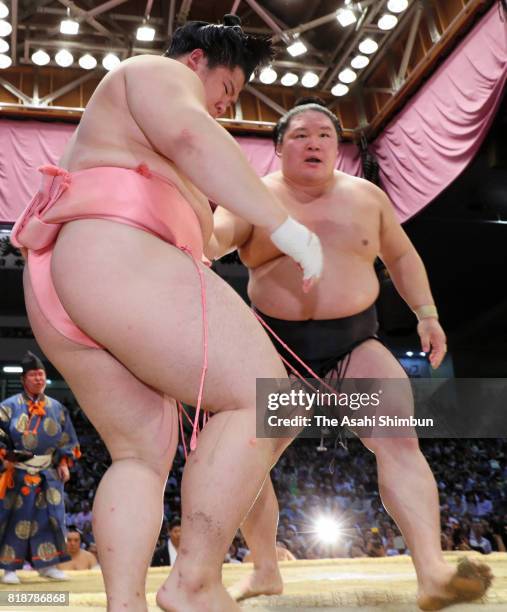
[
  {"x1": 0, "y1": 19, "x2": 12, "y2": 37},
  {"x1": 31, "y1": 50, "x2": 50, "y2": 66},
  {"x1": 0, "y1": 2, "x2": 8, "y2": 19},
  {"x1": 281, "y1": 72, "x2": 298, "y2": 86},
  {"x1": 0, "y1": 52, "x2": 12, "y2": 69},
  {"x1": 0, "y1": 38, "x2": 8, "y2": 53},
  {"x1": 301, "y1": 71, "x2": 319, "y2": 88},
  {"x1": 287, "y1": 40, "x2": 307, "y2": 57},
  {"x1": 351, "y1": 54, "x2": 369, "y2": 70},
  {"x1": 259, "y1": 66, "x2": 277, "y2": 84},
  {"x1": 136, "y1": 24, "x2": 155, "y2": 41},
  {"x1": 387, "y1": 0, "x2": 409, "y2": 12},
  {"x1": 55, "y1": 49, "x2": 74, "y2": 67},
  {"x1": 378, "y1": 14, "x2": 398, "y2": 30},
  {"x1": 314, "y1": 516, "x2": 342, "y2": 544},
  {"x1": 336, "y1": 8, "x2": 356, "y2": 28},
  {"x1": 358, "y1": 38, "x2": 378, "y2": 55},
  {"x1": 102, "y1": 53, "x2": 120, "y2": 71},
  {"x1": 331, "y1": 83, "x2": 349, "y2": 97},
  {"x1": 60, "y1": 18, "x2": 79, "y2": 35},
  {"x1": 79, "y1": 54, "x2": 97, "y2": 70},
  {"x1": 338, "y1": 68, "x2": 356, "y2": 84}
]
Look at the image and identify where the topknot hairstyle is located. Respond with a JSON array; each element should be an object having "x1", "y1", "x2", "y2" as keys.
[{"x1": 165, "y1": 14, "x2": 273, "y2": 80}]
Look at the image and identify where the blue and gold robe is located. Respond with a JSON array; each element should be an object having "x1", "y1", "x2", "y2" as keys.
[{"x1": 0, "y1": 393, "x2": 81, "y2": 570}]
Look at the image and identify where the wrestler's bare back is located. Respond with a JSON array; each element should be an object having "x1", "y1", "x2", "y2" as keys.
[
  {"x1": 241, "y1": 171, "x2": 382, "y2": 320},
  {"x1": 58, "y1": 55, "x2": 213, "y2": 243}
]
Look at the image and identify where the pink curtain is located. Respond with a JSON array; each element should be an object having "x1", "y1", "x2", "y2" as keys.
[
  {"x1": 372, "y1": 3, "x2": 507, "y2": 221},
  {"x1": 0, "y1": 4, "x2": 505, "y2": 224}
]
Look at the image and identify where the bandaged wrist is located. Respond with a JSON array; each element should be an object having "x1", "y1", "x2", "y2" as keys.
[
  {"x1": 413, "y1": 305, "x2": 438, "y2": 321},
  {"x1": 270, "y1": 217, "x2": 322, "y2": 280}
]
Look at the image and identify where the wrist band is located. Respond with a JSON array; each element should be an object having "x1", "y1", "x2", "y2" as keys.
[{"x1": 414, "y1": 305, "x2": 438, "y2": 321}]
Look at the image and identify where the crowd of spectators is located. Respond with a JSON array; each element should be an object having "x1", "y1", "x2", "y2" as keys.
[{"x1": 61, "y1": 400, "x2": 506, "y2": 563}]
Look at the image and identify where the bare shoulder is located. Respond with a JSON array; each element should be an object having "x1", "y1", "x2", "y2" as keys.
[
  {"x1": 335, "y1": 172, "x2": 389, "y2": 207},
  {"x1": 122, "y1": 55, "x2": 205, "y2": 99}
]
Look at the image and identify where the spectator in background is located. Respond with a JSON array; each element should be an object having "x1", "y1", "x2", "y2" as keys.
[
  {"x1": 469, "y1": 521, "x2": 492, "y2": 555},
  {"x1": 152, "y1": 519, "x2": 181, "y2": 566},
  {"x1": 58, "y1": 528, "x2": 97, "y2": 570},
  {"x1": 74, "y1": 500, "x2": 93, "y2": 531}
]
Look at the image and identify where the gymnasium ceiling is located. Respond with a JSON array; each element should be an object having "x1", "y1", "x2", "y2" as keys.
[{"x1": 0, "y1": 0, "x2": 496, "y2": 139}]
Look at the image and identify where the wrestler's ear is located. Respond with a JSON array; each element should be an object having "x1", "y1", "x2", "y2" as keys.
[
  {"x1": 187, "y1": 48, "x2": 207, "y2": 72},
  {"x1": 275, "y1": 142, "x2": 282, "y2": 158}
]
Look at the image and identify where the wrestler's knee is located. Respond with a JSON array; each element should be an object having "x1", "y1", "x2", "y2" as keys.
[{"x1": 361, "y1": 434, "x2": 419, "y2": 456}]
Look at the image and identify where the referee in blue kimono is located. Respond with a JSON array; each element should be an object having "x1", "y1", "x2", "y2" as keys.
[{"x1": 0, "y1": 352, "x2": 81, "y2": 584}]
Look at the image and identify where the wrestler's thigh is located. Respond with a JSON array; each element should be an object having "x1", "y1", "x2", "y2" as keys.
[
  {"x1": 344, "y1": 339, "x2": 414, "y2": 438},
  {"x1": 24, "y1": 268, "x2": 179, "y2": 474},
  {"x1": 51, "y1": 221, "x2": 287, "y2": 413}
]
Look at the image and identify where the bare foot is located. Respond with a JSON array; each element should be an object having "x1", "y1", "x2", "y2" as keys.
[
  {"x1": 417, "y1": 557, "x2": 494, "y2": 611},
  {"x1": 156, "y1": 574, "x2": 240, "y2": 612},
  {"x1": 228, "y1": 566, "x2": 284, "y2": 602}
]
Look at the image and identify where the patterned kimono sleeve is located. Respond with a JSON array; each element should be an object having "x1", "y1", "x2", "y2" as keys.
[
  {"x1": 54, "y1": 402, "x2": 81, "y2": 467},
  {"x1": 0, "y1": 400, "x2": 15, "y2": 465}
]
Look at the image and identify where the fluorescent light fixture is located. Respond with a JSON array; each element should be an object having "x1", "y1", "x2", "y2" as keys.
[
  {"x1": 259, "y1": 66, "x2": 277, "y2": 84},
  {"x1": 60, "y1": 18, "x2": 79, "y2": 35},
  {"x1": 0, "y1": 19, "x2": 12, "y2": 36},
  {"x1": 3, "y1": 366, "x2": 22, "y2": 373},
  {"x1": 331, "y1": 83, "x2": 349, "y2": 96},
  {"x1": 102, "y1": 53, "x2": 120, "y2": 71},
  {"x1": 338, "y1": 68, "x2": 356, "y2": 84},
  {"x1": 0, "y1": 38, "x2": 8, "y2": 53},
  {"x1": 55, "y1": 49, "x2": 74, "y2": 67},
  {"x1": 387, "y1": 0, "x2": 409, "y2": 12},
  {"x1": 378, "y1": 13, "x2": 398, "y2": 30},
  {"x1": 136, "y1": 24, "x2": 155, "y2": 41},
  {"x1": 0, "y1": 52, "x2": 11, "y2": 69},
  {"x1": 351, "y1": 54, "x2": 369, "y2": 69},
  {"x1": 31, "y1": 49, "x2": 50, "y2": 66},
  {"x1": 281, "y1": 72, "x2": 298, "y2": 87},
  {"x1": 0, "y1": 1, "x2": 8, "y2": 19},
  {"x1": 79, "y1": 53, "x2": 97, "y2": 70},
  {"x1": 336, "y1": 8, "x2": 356, "y2": 28},
  {"x1": 358, "y1": 38, "x2": 378, "y2": 54},
  {"x1": 301, "y1": 71, "x2": 319, "y2": 88},
  {"x1": 287, "y1": 40, "x2": 307, "y2": 57}
]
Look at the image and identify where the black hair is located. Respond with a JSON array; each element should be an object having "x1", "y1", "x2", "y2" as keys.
[
  {"x1": 168, "y1": 518, "x2": 181, "y2": 531},
  {"x1": 67, "y1": 526, "x2": 82, "y2": 539},
  {"x1": 273, "y1": 96, "x2": 342, "y2": 146},
  {"x1": 164, "y1": 14, "x2": 273, "y2": 80}
]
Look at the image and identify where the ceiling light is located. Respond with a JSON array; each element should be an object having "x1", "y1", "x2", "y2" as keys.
[
  {"x1": 259, "y1": 66, "x2": 277, "y2": 84},
  {"x1": 0, "y1": 38, "x2": 8, "y2": 53},
  {"x1": 60, "y1": 18, "x2": 79, "y2": 35},
  {"x1": 378, "y1": 14, "x2": 398, "y2": 30},
  {"x1": 331, "y1": 83, "x2": 349, "y2": 97},
  {"x1": 3, "y1": 366, "x2": 23, "y2": 373},
  {"x1": 387, "y1": 0, "x2": 409, "y2": 12},
  {"x1": 79, "y1": 53, "x2": 97, "y2": 70},
  {"x1": 336, "y1": 8, "x2": 357, "y2": 28},
  {"x1": 0, "y1": 53, "x2": 11, "y2": 69},
  {"x1": 351, "y1": 54, "x2": 369, "y2": 69},
  {"x1": 0, "y1": 19, "x2": 12, "y2": 37},
  {"x1": 301, "y1": 71, "x2": 319, "y2": 88},
  {"x1": 287, "y1": 40, "x2": 307, "y2": 57},
  {"x1": 55, "y1": 49, "x2": 74, "y2": 67},
  {"x1": 0, "y1": 2, "x2": 8, "y2": 19},
  {"x1": 358, "y1": 38, "x2": 378, "y2": 54},
  {"x1": 338, "y1": 68, "x2": 357, "y2": 84},
  {"x1": 281, "y1": 72, "x2": 298, "y2": 87},
  {"x1": 31, "y1": 49, "x2": 50, "y2": 66},
  {"x1": 136, "y1": 24, "x2": 155, "y2": 41},
  {"x1": 102, "y1": 53, "x2": 120, "y2": 71}
]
